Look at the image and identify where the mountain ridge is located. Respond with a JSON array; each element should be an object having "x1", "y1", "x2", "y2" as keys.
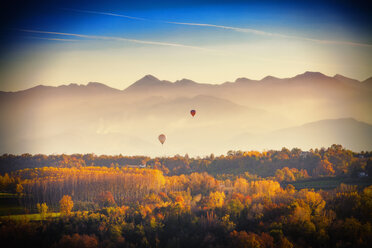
[
  {"x1": 1, "y1": 71, "x2": 370, "y2": 93},
  {"x1": 233, "y1": 117, "x2": 372, "y2": 152}
]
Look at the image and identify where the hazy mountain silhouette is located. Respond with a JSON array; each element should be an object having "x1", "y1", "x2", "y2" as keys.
[
  {"x1": 333, "y1": 74, "x2": 360, "y2": 85},
  {"x1": 363, "y1": 77, "x2": 372, "y2": 85},
  {"x1": 10, "y1": 82, "x2": 120, "y2": 97},
  {"x1": 1, "y1": 71, "x2": 369, "y2": 94},
  {"x1": 0, "y1": 71, "x2": 371, "y2": 155},
  {"x1": 122, "y1": 72, "x2": 371, "y2": 123},
  {"x1": 233, "y1": 118, "x2": 372, "y2": 152},
  {"x1": 125, "y1": 75, "x2": 172, "y2": 92}
]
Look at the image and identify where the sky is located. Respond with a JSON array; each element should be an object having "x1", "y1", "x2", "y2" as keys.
[{"x1": 0, "y1": 0, "x2": 371, "y2": 91}]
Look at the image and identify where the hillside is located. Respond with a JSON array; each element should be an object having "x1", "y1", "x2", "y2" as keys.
[{"x1": 233, "y1": 118, "x2": 372, "y2": 151}]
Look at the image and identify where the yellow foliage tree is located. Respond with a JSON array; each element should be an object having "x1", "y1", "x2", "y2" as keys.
[
  {"x1": 234, "y1": 178, "x2": 249, "y2": 194},
  {"x1": 60, "y1": 195, "x2": 73, "y2": 214},
  {"x1": 37, "y1": 202, "x2": 48, "y2": 219},
  {"x1": 203, "y1": 191, "x2": 225, "y2": 209},
  {"x1": 16, "y1": 183, "x2": 23, "y2": 195},
  {"x1": 297, "y1": 189, "x2": 325, "y2": 216}
]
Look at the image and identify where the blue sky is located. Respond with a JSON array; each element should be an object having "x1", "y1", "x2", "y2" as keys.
[{"x1": 0, "y1": 0, "x2": 371, "y2": 91}]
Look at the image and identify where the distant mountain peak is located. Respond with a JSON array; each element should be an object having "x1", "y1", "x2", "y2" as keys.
[
  {"x1": 304, "y1": 71, "x2": 325, "y2": 76},
  {"x1": 334, "y1": 74, "x2": 346, "y2": 79},
  {"x1": 85, "y1": 82, "x2": 120, "y2": 92},
  {"x1": 125, "y1": 75, "x2": 172, "y2": 91},
  {"x1": 234, "y1": 77, "x2": 254, "y2": 83},
  {"x1": 132, "y1": 75, "x2": 161, "y2": 86},
  {"x1": 261, "y1": 75, "x2": 279, "y2": 81},
  {"x1": 54, "y1": 82, "x2": 116, "y2": 90},
  {"x1": 333, "y1": 74, "x2": 353, "y2": 80},
  {"x1": 87, "y1": 82, "x2": 106, "y2": 87},
  {"x1": 174, "y1": 79, "x2": 198, "y2": 85},
  {"x1": 333, "y1": 74, "x2": 360, "y2": 84},
  {"x1": 57, "y1": 83, "x2": 80, "y2": 89},
  {"x1": 142, "y1": 74, "x2": 159, "y2": 81},
  {"x1": 294, "y1": 71, "x2": 327, "y2": 79}
]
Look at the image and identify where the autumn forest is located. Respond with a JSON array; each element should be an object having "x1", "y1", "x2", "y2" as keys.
[{"x1": 0, "y1": 145, "x2": 371, "y2": 247}]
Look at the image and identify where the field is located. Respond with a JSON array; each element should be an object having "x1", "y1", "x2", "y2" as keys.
[
  {"x1": 282, "y1": 176, "x2": 372, "y2": 190},
  {"x1": 0, "y1": 212, "x2": 60, "y2": 221},
  {"x1": 0, "y1": 193, "x2": 25, "y2": 216}
]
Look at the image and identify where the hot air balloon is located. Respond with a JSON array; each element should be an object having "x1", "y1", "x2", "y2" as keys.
[
  {"x1": 190, "y1": 109, "x2": 196, "y2": 117},
  {"x1": 158, "y1": 134, "x2": 166, "y2": 145}
]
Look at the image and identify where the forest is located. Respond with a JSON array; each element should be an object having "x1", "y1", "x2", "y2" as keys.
[{"x1": 0, "y1": 144, "x2": 372, "y2": 248}]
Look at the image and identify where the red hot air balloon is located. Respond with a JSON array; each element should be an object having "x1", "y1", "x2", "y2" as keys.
[
  {"x1": 190, "y1": 110, "x2": 196, "y2": 117},
  {"x1": 158, "y1": 134, "x2": 166, "y2": 145}
]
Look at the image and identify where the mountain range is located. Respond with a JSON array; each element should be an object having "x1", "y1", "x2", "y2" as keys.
[{"x1": 0, "y1": 71, "x2": 371, "y2": 155}]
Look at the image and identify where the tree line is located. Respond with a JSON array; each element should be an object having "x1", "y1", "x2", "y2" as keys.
[{"x1": 1, "y1": 145, "x2": 371, "y2": 179}]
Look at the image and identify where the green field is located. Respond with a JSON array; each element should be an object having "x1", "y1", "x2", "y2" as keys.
[
  {"x1": 0, "y1": 193, "x2": 26, "y2": 216},
  {"x1": 282, "y1": 176, "x2": 372, "y2": 190},
  {"x1": 0, "y1": 193, "x2": 60, "y2": 220},
  {"x1": 0, "y1": 212, "x2": 60, "y2": 221}
]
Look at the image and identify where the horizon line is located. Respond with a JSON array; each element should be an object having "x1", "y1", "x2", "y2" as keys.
[{"x1": 2, "y1": 71, "x2": 371, "y2": 93}]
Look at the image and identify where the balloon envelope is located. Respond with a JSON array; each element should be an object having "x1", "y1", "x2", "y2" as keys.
[
  {"x1": 190, "y1": 109, "x2": 196, "y2": 117},
  {"x1": 158, "y1": 134, "x2": 166, "y2": 144}
]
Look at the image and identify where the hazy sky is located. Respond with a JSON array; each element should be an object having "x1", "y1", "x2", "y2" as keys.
[{"x1": 0, "y1": 0, "x2": 371, "y2": 91}]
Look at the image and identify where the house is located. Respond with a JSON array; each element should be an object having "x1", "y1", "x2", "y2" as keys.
[
  {"x1": 300, "y1": 152, "x2": 310, "y2": 158},
  {"x1": 126, "y1": 164, "x2": 146, "y2": 168},
  {"x1": 358, "y1": 172, "x2": 368, "y2": 178}
]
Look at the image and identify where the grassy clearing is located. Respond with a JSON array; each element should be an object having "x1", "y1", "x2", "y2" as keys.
[
  {"x1": 0, "y1": 193, "x2": 18, "y2": 197},
  {"x1": 0, "y1": 212, "x2": 60, "y2": 221},
  {"x1": 0, "y1": 193, "x2": 25, "y2": 216},
  {"x1": 282, "y1": 176, "x2": 372, "y2": 190},
  {"x1": 0, "y1": 204, "x2": 25, "y2": 216}
]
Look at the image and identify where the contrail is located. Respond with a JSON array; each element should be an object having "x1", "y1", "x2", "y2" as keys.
[
  {"x1": 25, "y1": 36, "x2": 79, "y2": 42},
  {"x1": 165, "y1": 21, "x2": 274, "y2": 36},
  {"x1": 16, "y1": 29, "x2": 210, "y2": 51},
  {"x1": 165, "y1": 21, "x2": 372, "y2": 48},
  {"x1": 65, "y1": 8, "x2": 372, "y2": 48},
  {"x1": 62, "y1": 8, "x2": 146, "y2": 21}
]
